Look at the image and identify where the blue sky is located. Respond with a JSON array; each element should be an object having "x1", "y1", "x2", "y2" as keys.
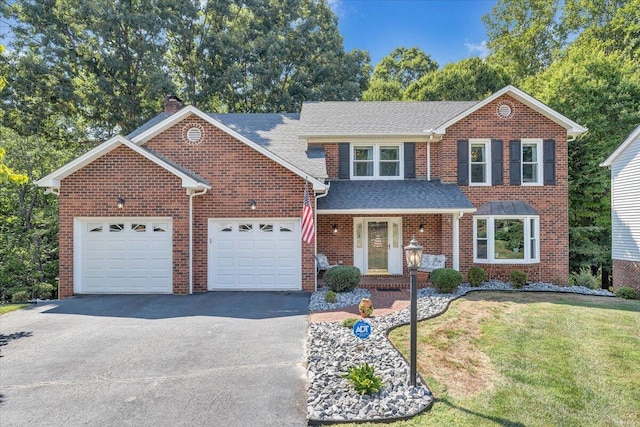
[{"x1": 330, "y1": 0, "x2": 495, "y2": 67}]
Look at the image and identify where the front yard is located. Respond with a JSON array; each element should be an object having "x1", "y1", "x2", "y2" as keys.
[{"x1": 342, "y1": 292, "x2": 640, "y2": 427}]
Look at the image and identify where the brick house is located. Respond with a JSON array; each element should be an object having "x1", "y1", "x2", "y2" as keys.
[
  {"x1": 601, "y1": 125, "x2": 640, "y2": 293},
  {"x1": 37, "y1": 86, "x2": 586, "y2": 298}
]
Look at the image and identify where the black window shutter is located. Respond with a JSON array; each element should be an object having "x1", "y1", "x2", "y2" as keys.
[
  {"x1": 404, "y1": 143, "x2": 415, "y2": 179},
  {"x1": 491, "y1": 139, "x2": 503, "y2": 185},
  {"x1": 509, "y1": 139, "x2": 521, "y2": 185},
  {"x1": 457, "y1": 139, "x2": 469, "y2": 185},
  {"x1": 543, "y1": 139, "x2": 556, "y2": 185},
  {"x1": 338, "y1": 143, "x2": 349, "y2": 179}
]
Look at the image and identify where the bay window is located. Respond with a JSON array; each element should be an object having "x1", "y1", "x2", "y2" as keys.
[{"x1": 474, "y1": 215, "x2": 539, "y2": 263}]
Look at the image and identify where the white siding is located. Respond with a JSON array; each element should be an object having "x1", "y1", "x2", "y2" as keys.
[{"x1": 611, "y1": 135, "x2": 640, "y2": 261}]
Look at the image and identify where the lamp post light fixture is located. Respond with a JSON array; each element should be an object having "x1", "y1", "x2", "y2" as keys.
[{"x1": 404, "y1": 236, "x2": 423, "y2": 387}]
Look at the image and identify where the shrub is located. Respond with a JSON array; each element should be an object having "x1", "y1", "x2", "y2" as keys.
[
  {"x1": 467, "y1": 266, "x2": 487, "y2": 287},
  {"x1": 342, "y1": 317, "x2": 359, "y2": 329},
  {"x1": 570, "y1": 267, "x2": 598, "y2": 289},
  {"x1": 616, "y1": 286, "x2": 638, "y2": 300},
  {"x1": 11, "y1": 291, "x2": 30, "y2": 303},
  {"x1": 324, "y1": 290, "x2": 337, "y2": 303},
  {"x1": 323, "y1": 266, "x2": 361, "y2": 293},
  {"x1": 431, "y1": 268, "x2": 463, "y2": 293},
  {"x1": 510, "y1": 270, "x2": 527, "y2": 289},
  {"x1": 343, "y1": 363, "x2": 383, "y2": 395},
  {"x1": 33, "y1": 283, "x2": 56, "y2": 300}
]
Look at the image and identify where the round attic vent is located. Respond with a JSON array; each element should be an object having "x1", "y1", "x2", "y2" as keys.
[
  {"x1": 497, "y1": 102, "x2": 514, "y2": 119},
  {"x1": 182, "y1": 123, "x2": 204, "y2": 145}
]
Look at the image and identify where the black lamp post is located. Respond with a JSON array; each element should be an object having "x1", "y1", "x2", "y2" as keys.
[{"x1": 404, "y1": 237, "x2": 423, "y2": 386}]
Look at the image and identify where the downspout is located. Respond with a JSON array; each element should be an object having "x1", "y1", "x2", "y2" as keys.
[
  {"x1": 314, "y1": 183, "x2": 330, "y2": 292},
  {"x1": 452, "y1": 211, "x2": 464, "y2": 271},
  {"x1": 424, "y1": 129, "x2": 434, "y2": 181},
  {"x1": 188, "y1": 188, "x2": 208, "y2": 295}
]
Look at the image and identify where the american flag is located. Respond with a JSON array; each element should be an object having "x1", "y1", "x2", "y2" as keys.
[{"x1": 301, "y1": 182, "x2": 315, "y2": 244}]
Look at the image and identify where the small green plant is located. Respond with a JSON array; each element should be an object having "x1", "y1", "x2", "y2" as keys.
[
  {"x1": 431, "y1": 268, "x2": 463, "y2": 293},
  {"x1": 33, "y1": 283, "x2": 56, "y2": 300},
  {"x1": 324, "y1": 290, "x2": 337, "y2": 303},
  {"x1": 323, "y1": 265, "x2": 361, "y2": 293},
  {"x1": 343, "y1": 363, "x2": 384, "y2": 395},
  {"x1": 467, "y1": 266, "x2": 487, "y2": 287},
  {"x1": 570, "y1": 267, "x2": 598, "y2": 289},
  {"x1": 342, "y1": 317, "x2": 359, "y2": 328},
  {"x1": 11, "y1": 291, "x2": 30, "y2": 304},
  {"x1": 510, "y1": 270, "x2": 527, "y2": 289},
  {"x1": 615, "y1": 286, "x2": 638, "y2": 300}
]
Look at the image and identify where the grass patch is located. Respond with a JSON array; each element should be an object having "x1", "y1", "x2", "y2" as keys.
[
  {"x1": 337, "y1": 292, "x2": 640, "y2": 427},
  {"x1": 0, "y1": 304, "x2": 28, "y2": 315}
]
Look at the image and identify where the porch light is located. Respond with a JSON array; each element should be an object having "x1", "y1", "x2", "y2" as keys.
[
  {"x1": 404, "y1": 237, "x2": 423, "y2": 270},
  {"x1": 117, "y1": 197, "x2": 125, "y2": 209},
  {"x1": 249, "y1": 199, "x2": 257, "y2": 210},
  {"x1": 332, "y1": 224, "x2": 338, "y2": 234},
  {"x1": 419, "y1": 224, "x2": 424, "y2": 233},
  {"x1": 404, "y1": 236, "x2": 423, "y2": 387}
]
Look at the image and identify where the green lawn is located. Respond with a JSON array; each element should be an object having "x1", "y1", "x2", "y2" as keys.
[
  {"x1": 0, "y1": 304, "x2": 28, "y2": 315},
  {"x1": 338, "y1": 292, "x2": 640, "y2": 427}
]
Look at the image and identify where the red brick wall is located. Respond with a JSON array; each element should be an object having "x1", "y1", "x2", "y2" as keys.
[
  {"x1": 440, "y1": 95, "x2": 569, "y2": 284},
  {"x1": 613, "y1": 259, "x2": 640, "y2": 294},
  {"x1": 144, "y1": 116, "x2": 315, "y2": 292},
  {"x1": 58, "y1": 146, "x2": 189, "y2": 298}
]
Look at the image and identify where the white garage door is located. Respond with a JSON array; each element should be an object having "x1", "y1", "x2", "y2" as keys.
[
  {"x1": 76, "y1": 218, "x2": 173, "y2": 294},
  {"x1": 209, "y1": 219, "x2": 301, "y2": 290}
]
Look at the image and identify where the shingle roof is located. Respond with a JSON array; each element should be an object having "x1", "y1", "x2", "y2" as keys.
[
  {"x1": 475, "y1": 201, "x2": 539, "y2": 216},
  {"x1": 299, "y1": 101, "x2": 479, "y2": 137},
  {"x1": 127, "y1": 113, "x2": 171, "y2": 139},
  {"x1": 211, "y1": 113, "x2": 327, "y2": 179},
  {"x1": 317, "y1": 180, "x2": 475, "y2": 211}
]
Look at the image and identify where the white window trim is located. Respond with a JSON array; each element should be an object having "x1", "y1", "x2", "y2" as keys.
[
  {"x1": 469, "y1": 139, "x2": 491, "y2": 186},
  {"x1": 350, "y1": 143, "x2": 404, "y2": 180},
  {"x1": 473, "y1": 215, "x2": 540, "y2": 264},
  {"x1": 521, "y1": 138, "x2": 543, "y2": 186}
]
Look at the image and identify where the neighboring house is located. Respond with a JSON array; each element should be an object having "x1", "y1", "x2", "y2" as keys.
[
  {"x1": 37, "y1": 86, "x2": 586, "y2": 298},
  {"x1": 601, "y1": 125, "x2": 640, "y2": 293}
]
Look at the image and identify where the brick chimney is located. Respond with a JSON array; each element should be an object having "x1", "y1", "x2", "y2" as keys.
[{"x1": 164, "y1": 95, "x2": 182, "y2": 114}]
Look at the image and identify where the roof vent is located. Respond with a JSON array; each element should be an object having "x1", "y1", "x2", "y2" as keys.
[
  {"x1": 182, "y1": 123, "x2": 204, "y2": 145},
  {"x1": 497, "y1": 102, "x2": 514, "y2": 119}
]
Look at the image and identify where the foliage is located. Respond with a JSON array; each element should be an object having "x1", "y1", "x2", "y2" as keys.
[
  {"x1": 33, "y1": 283, "x2": 56, "y2": 300},
  {"x1": 324, "y1": 290, "x2": 337, "y2": 303},
  {"x1": 467, "y1": 266, "x2": 488, "y2": 287},
  {"x1": 616, "y1": 287, "x2": 638, "y2": 300},
  {"x1": 570, "y1": 267, "x2": 598, "y2": 289},
  {"x1": 323, "y1": 266, "x2": 361, "y2": 293},
  {"x1": 510, "y1": 270, "x2": 528, "y2": 289},
  {"x1": 342, "y1": 363, "x2": 383, "y2": 395},
  {"x1": 341, "y1": 317, "x2": 359, "y2": 329},
  {"x1": 0, "y1": 304, "x2": 27, "y2": 315},
  {"x1": 430, "y1": 268, "x2": 463, "y2": 294},
  {"x1": 11, "y1": 291, "x2": 30, "y2": 303},
  {"x1": 0, "y1": 148, "x2": 28, "y2": 184}
]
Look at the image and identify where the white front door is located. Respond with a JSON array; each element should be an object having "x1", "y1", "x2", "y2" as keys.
[{"x1": 353, "y1": 218, "x2": 402, "y2": 275}]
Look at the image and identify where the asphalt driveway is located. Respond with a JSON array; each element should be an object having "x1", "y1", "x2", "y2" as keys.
[{"x1": 0, "y1": 292, "x2": 310, "y2": 427}]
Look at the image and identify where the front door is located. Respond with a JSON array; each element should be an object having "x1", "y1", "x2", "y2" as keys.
[{"x1": 353, "y1": 218, "x2": 402, "y2": 275}]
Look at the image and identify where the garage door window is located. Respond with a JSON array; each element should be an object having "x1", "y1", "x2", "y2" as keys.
[
  {"x1": 279, "y1": 224, "x2": 293, "y2": 232},
  {"x1": 239, "y1": 224, "x2": 253, "y2": 232},
  {"x1": 89, "y1": 224, "x2": 103, "y2": 232},
  {"x1": 132, "y1": 223, "x2": 146, "y2": 232},
  {"x1": 219, "y1": 224, "x2": 233, "y2": 232},
  {"x1": 260, "y1": 224, "x2": 273, "y2": 232},
  {"x1": 110, "y1": 223, "x2": 124, "y2": 232},
  {"x1": 153, "y1": 223, "x2": 168, "y2": 232}
]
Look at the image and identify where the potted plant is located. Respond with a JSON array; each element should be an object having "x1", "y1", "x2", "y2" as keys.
[{"x1": 359, "y1": 298, "x2": 374, "y2": 318}]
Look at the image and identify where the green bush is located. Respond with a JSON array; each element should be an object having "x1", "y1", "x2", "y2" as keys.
[
  {"x1": 343, "y1": 363, "x2": 384, "y2": 395},
  {"x1": 11, "y1": 291, "x2": 30, "y2": 303},
  {"x1": 615, "y1": 286, "x2": 638, "y2": 300},
  {"x1": 324, "y1": 290, "x2": 337, "y2": 303},
  {"x1": 33, "y1": 283, "x2": 56, "y2": 300},
  {"x1": 570, "y1": 267, "x2": 598, "y2": 289},
  {"x1": 510, "y1": 270, "x2": 527, "y2": 289},
  {"x1": 323, "y1": 266, "x2": 361, "y2": 293},
  {"x1": 342, "y1": 317, "x2": 359, "y2": 328},
  {"x1": 431, "y1": 268, "x2": 463, "y2": 293},
  {"x1": 467, "y1": 266, "x2": 487, "y2": 287}
]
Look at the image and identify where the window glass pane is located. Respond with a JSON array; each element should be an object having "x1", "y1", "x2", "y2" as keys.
[
  {"x1": 494, "y1": 219, "x2": 525, "y2": 259},
  {"x1": 477, "y1": 219, "x2": 487, "y2": 238},
  {"x1": 131, "y1": 223, "x2": 146, "y2": 232},
  {"x1": 522, "y1": 164, "x2": 538, "y2": 183},
  {"x1": 239, "y1": 224, "x2": 253, "y2": 232},
  {"x1": 260, "y1": 224, "x2": 273, "y2": 232},
  {"x1": 354, "y1": 147, "x2": 373, "y2": 160},
  {"x1": 356, "y1": 222, "x2": 362, "y2": 248},
  {"x1": 522, "y1": 145, "x2": 536, "y2": 162},
  {"x1": 279, "y1": 224, "x2": 293, "y2": 232},
  {"x1": 380, "y1": 147, "x2": 399, "y2": 161},
  {"x1": 219, "y1": 224, "x2": 233, "y2": 232},
  {"x1": 477, "y1": 240, "x2": 488, "y2": 259},
  {"x1": 109, "y1": 223, "x2": 124, "y2": 232},
  {"x1": 392, "y1": 223, "x2": 399, "y2": 248},
  {"x1": 380, "y1": 162, "x2": 399, "y2": 176},
  {"x1": 88, "y1": 224, "x2": 103, "y2": 232},
  {"x1": 153, "y1": 223, "x2": 168, "y2": 232},
  {"x1": 471, "y1": 145, "x2": 485, "y2": 162},
  {"x1": 355, "y1": 162, "x2": 373, "y2": 176},
  {"x1": 471, "y1": 164, "x2": 486, "y2": 183}
]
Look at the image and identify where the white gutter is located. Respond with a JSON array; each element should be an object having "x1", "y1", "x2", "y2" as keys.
[
  {"x1": 314, "y1": 183, "x2": 330, "y2": 292},
  {"x1": 317, "y1": 208, "x2": 476, "y2": 215},
  {"x1": 188, "y1": 187, "x2": 208, "y2": 294}
]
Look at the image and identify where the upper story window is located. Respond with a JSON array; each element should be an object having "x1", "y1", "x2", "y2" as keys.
[
  {"x1": 351, "y1": 144, "x2": 403, "y2": 180},
  {"x1": 470, "y1": 139, "x2": 491, "y2": 185},
  {"x1": 521, "y1": 139, "x2": 543, "y2": 185}
]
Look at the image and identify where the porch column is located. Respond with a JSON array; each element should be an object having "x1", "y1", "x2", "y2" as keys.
[{"x1": 452, "y1": 212, "x2": 462, "y2": 271}]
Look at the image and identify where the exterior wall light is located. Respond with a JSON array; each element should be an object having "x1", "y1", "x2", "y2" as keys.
[
  {"x1": 419, "y1": 224, "x2": 425, "y2": 233},
  {"x1": 117, "y1": 197, "x2": 125, "y2": 209},
  {"x1": 332, "y1": 224, "x2": 338, "y2": 234},
  {"x1": 249, "y1": 199, "x2": 257, "y2": 210}
]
